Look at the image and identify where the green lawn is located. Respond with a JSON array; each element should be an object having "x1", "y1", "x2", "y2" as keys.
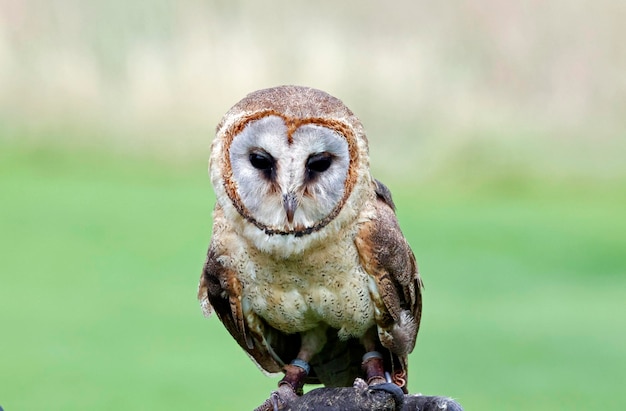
[{"x1": 1, "y1": 144, "x2": 624, "y2": 410}]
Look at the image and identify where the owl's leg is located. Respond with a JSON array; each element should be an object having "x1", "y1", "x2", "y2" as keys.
[
  {"x1": 255, "y1": 328, "x2": 327, "y2": 411},
  {"x1": 361, "y1": 328, "x2": 387, "y2": 385},
  {"x1": 358, "y1": 328, "x2": 406, "y2": 407},
  {"x1": 279, "y1": 327, "x2": 327, "y2": 394},
  {"x1": 361, "y1": 350, "x2": 387, "y2": 385},
  {"x1": 361, "y1": 349, "x2": 407, "y2": 405}
]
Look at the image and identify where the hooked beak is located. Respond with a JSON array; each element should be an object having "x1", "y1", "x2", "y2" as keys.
[{"x1": 282, "y1": 193, "x2": 298, "y2": 224}]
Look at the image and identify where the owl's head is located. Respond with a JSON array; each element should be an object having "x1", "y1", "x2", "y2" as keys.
[{"x1": 210, "y1": 86, "x2": 373, "y2": 256}]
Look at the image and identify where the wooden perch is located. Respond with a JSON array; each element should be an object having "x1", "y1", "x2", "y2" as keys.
[{"x1": 260, "y1": 383, "x2": 464, "y2": 411}]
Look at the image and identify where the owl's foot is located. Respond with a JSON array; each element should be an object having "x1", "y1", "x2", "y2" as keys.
[
  {"x1": 253, "y1": 384, "x2": 298, "y2": 411},
  {"x1": 254, "y1": 360, "x2": 310, "y2": 411},
  {"x1": 353, "y1": 377, "x2": 405, "y2": 410},
  {"x1": 369, "y1": 382, "x2": 406, "y2": 408},
  {"x1": 361, "y1": 350, "x2": 408, "y2": 392},
  {"x1": 352, "y1": 377, "x2": 369, "y2": 392},
  {"x1": 360, "y1": 351, "x2": 406, "y2": 407}
]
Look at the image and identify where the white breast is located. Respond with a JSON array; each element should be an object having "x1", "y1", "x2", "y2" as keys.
[{"x1": 237, "y1": 237, "x2": 376, "y2": 340}]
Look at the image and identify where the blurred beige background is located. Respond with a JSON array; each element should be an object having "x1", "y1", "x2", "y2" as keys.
[{"x1": 1, "y1": 0, "x2": 624, "y2": 181}]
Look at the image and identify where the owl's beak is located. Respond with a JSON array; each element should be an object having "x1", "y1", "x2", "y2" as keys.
[{"x1": 282, "y1": 192, "x2": 298, "y2": 224}]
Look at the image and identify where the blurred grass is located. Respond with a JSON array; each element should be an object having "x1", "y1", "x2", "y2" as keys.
[{"x1": 1, "y1": 142, "x2": 624, "y2": 410}]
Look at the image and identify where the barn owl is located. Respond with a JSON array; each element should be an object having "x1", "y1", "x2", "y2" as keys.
[{"x1": 198, "y1": 85, "x2": 423, "y2": 409}]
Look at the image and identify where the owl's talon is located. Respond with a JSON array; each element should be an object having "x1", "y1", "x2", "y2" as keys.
[
  {"x1": 369, "y1": 382, "x2": 406, "y2": 408},
  {"x1": 253, "y1": 384, "x2": 299, "y2": 411},
  {"x1": 269, "y1": 392, "x2": 282, "y2": 411},
  {"x1": 353, "y1": 377, "x2": 369, "y2": 392}
]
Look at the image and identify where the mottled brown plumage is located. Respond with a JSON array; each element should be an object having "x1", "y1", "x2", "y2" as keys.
[{"x1": 198, "y1": 85, "x2": 422, "y2": 406}]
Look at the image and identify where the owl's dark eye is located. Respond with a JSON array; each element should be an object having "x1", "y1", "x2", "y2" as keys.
[
  {"x1": 306, "y1": 153, "x2": 333, "y2": 173},
  {"x1": 249, "y1": 151, "x2": 275, "y2": 171}
]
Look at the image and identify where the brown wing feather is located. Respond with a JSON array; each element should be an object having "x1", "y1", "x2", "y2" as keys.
[
  {"x1": 370, "y1": 179, "x2": 422, "y2": 326},
  {"x1": 355, "y1": 180, "x2": 423, "y2": 381},
  {"x1": 199, "y1": 243, "x2": 302, "y2": 374},
  {"x1": 198, "y1": 207, "x2": 302, "y2": 376}
]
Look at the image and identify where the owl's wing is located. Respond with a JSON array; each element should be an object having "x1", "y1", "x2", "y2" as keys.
[
  {"x1": 198, "y1": 206, "x2": 300, "y2": 376},
  {"x1": 355, "y1": 180, "x2": 423, "y2": 365}
]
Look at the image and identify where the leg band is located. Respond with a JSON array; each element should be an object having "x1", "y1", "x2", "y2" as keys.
[
  {"x1": 290, "y1": 359, "x2": 310, "y2": 375},
  {"x1": 362, "y1": 351, "x2": 383, "y2": 363}
]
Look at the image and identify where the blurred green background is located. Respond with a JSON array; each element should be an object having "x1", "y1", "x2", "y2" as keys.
[{"x1": 1, "y1": 1, "x2": 625, "y2": 410}]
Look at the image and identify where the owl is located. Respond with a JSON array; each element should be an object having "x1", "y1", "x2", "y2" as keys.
[{"x1": 198, "y1": 85, "x2": 423, "y2": 409}]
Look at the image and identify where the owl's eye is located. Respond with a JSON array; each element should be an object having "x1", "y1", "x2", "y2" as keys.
[
  {"x1": 306, "y1": 153, "x2": 333, "y2": 173},
  {"x1": 249, "y1": 151, "x2": 275, "y2": 171}
]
